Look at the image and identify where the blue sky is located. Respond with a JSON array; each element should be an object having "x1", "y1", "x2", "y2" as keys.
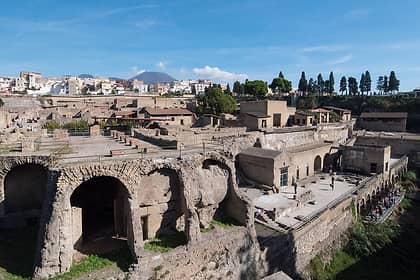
[{"x1": 1, "y1": 0, "x2": 420, "y2": 90}]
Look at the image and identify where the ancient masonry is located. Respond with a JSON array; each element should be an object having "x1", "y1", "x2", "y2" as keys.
[{"x1": 0, "y1": 153, "x2": 262, "y2": 279}]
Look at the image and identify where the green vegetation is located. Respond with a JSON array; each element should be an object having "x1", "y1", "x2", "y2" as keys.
[
  {"x1": 310, "y1": 196, "x2": 420, "y2": 280},
  {"x1": 62, "y1": 120, "x2": 89, "y2": 132},
  {"x1": 42, "y1": 120, "x2": 61, "y2": 132},
  {"x1": 269, "y1": 72, "x2": 292, "y2": 95},
  {"x1": 399, "y1": 170, "x2": 417, "y2": 192},
  {"x1": 211, "y1": 217, "x2": 241, "y2": 228},
  {"x1": 144, "y1": 231, "x2": 187, "y2": 253},
  {"x1": 197, "y1": 85, "x2": 236, "y2": 115},
  {"x1": 49, "y1": 255, "x2": 113, "y2": 280}
]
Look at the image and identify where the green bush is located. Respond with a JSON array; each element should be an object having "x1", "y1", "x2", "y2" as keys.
[
  {"x1": 62, "y1": 120, "x2": 89, "y2": 131},
  {"x1": 42, "y1": 120, "x2": 61, "y2": 131},
  {"x1": 346, "y1": 221, "x2": 400, "y2": 258}
]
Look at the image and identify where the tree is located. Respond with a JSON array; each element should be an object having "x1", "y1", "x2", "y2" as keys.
[
  {"x1": 197, "y1": 85, "x2": 236, "y2": 115},
  {"x1": 348, "y1": 77, "x2": 358, "y2": 95},
  {"x1": 383, "y1": 76, "x2": 389, "y2": 95},
  {"x1": 298, "y1": 71, "x2": 308, "y2": 95},
  {"x1": 365, "y1": 71, "x2": 372, "y2": 95},
  {"x1": 224, "y1": 83, "x2": 231, "y2": 95},
  {"x1": 232, "y1": 80, "x2": 245, "y2": 95},
  {"x1": 278, "y1": 71, "x2": 285, "y2": 79},
  {"x1": 389, "y1": 71, "x2": 400, "y2": 94},
  {"x1": 328, "y1": 71, "x2": 335, "y2": 95},
  {"x1": 308, "y1": 78, "x2": 316, "y2": 94},
  {"x1": 269, "y1": 76, "x2": 292, "y2": 94},
  {"x1": 360, "y1": 73, "x2": 366, "y2": 95},
  {"x1": 246, "y1": 80, "x2": 268, "y2": 98},
  {"x1": 340, "y1": 76, "x2": 347, "y2": 95},
  {"x1": 317, "y1": 73, "x2": 324, "y2": 96},
  {"x1": 376, "y1": 76, "x2": 384, "y2": 95}
]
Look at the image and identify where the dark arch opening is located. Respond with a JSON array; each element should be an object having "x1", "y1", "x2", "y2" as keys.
[
  {"x1": 323, "y1": 154, "x2": 332, "y2": 172},
  {"x1": 4, "y1": 164, "x2": 48, "y2": 215},
  {"x1": 0, "y1": 163, "x2": 48, "y2": 278},
  {"x1": 314, "y1": 155, "x2": 322, "y2": 173},
  {"x1": 70, "y1": 176, "x2": 132, "y2": 267}
]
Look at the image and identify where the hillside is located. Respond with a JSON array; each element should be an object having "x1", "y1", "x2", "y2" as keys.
[{"x1": 130, "y1": 71, "x2": 175, "y2": 84}]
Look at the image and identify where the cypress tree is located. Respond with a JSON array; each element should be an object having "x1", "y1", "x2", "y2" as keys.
[
  {"x1": 383, "y1": 76, "x2": 389, "y2": 95},
  {"x1": 298, "y1": 71, "x2": 308, "y2": 95},
  {"x1": 365, "y1": 70, "x2": 372, "y2": 95},
  {"x1": 340, "y1": 76, "x2": 347, "y2": 95},
  {"x1": 389, "y1": 71, "x2": 400, "y2": 94},
  {"x1": 317, "y1": 73, "x2": 324, "y2": 96},
  {"x1": 376, "y1": 76, "x2": 384, "y2": 95},
  {"x1": 360, "y1": 73, "x2": 366, "y2": 95},
  {"x1": 328, "y1": 71, "x2": 335, "y2": 95}
]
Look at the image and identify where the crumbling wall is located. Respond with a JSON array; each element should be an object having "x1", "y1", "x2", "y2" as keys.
[
  {"x1": 135, "y1": 227, "x2": 262, "y2": 280},
  {"x1": 32, "y1": 153, "x2": 256, "y2": 279}
]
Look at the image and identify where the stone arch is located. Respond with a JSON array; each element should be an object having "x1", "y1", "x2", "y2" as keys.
[
  {"x1": 323, "y1": 153, "x2": 332, "y2": 172},
  {"x1": 0, "y1": 157, "x2": 50, "y2": 278},
  {"x1": 0, "y1": 156, "x2": 50, "y2": 216},
  {"x1": 3, "y1": 163, "x2": 48, "y2": 216},
  {"x1": 47, "y1": 165, "x2": 139, "y2": 274},
  {"x1": 69, "y1": 176, "x2": 133, "y2": 260},
  {"x1": 314, "y1": 155, "x2": 322, "y2": 173},
  {"x1": 139, "y1": 168, "x2": 187, "y2": 241}
]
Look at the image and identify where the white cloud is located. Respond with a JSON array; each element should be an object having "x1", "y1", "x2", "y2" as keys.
[
  {"x1": 327, "y1": 54, "x2": 353, "y2": 65},
  {"x1": 192, "y1": 66, "x2": 248, "y2": 81},
  {"x1": 130, "y1": 66, "x2": 145, "y2": 76},
  {"x1": 301, "y1": 45, "x2": 349, "y2": 53},
  {"x1": 156, "y1": 61, "x2": 166, "y2": 70}
]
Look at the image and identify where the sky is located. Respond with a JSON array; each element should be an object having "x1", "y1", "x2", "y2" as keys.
[{"x1": 1, "y1": 0, "x2": 420, "y2": 91}]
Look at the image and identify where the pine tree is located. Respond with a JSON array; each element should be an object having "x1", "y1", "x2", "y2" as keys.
[
  {"x1": 360, "y1": 73, "x2": 366, "y2": 95},
  {"x1": 328, "y1": 71, "x2": 335, "y2": 95},
  {"x1": 389, "y1": 71, "x2": 400, "y2": 94},
  {"x1": 340, "y1": 76, "x2": 347, "y2": 95},
  {"x1": 317, "y1": 73, "x2": 324, "y2": 96},
  {"x1": 298, "y1": 71, "x2": 308, "y2": 95},
  {"x1": 376, "y1": 76, "x2": 384, "y2": 95},
  {"x1": 365, "y1": 71, "x2": 372, "y2": 95},
  {"x1": 278, "y1": 71, "x2": 284, "y2": 79}
]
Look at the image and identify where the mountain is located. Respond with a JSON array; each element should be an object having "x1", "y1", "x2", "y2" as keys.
[
  {"x1": 130, "y1": 71, "x2": 175, "y2": 84},
  {"x1": 78, "y1": 74, "x2": 94, "y2": 79}
]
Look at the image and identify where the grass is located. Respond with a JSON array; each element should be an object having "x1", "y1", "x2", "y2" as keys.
[
  {"x1": 311, "y1": 251, "x2": 357, "y2": 280},
  {"x1": 144, "y1": 231, "x2": 187, "y2": 253},
  {"x1": 211, "y1": 217, "x2": 241, "y2": 228},
  {"x1": 48, "y1": 255, "x2": 113, "y2": 280}
]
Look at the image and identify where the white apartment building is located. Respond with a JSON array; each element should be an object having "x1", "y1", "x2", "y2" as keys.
[
  {"x1": 0, "y1": 77, "x2": 13, "y2": 92},
  {"x1": 169, "y1": 80, "x2": 193, "y2": 94},
  {"x1": 191, "y1": 79, "x2": 212, "y2": 95},
  {"x1": 132, "y1": 79, "x2": 149, "y2": 93}
]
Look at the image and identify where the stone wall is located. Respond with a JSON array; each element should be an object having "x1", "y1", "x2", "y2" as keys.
[
  {"x1": 31, "y1": 153, "x2": 255, "y2": 279},
  {"x1": 260, "y1": 196, "x2": 354, "y2": 278},
  {"x1": 135, "y1": 226, "x2": 262, "y2": 280}
]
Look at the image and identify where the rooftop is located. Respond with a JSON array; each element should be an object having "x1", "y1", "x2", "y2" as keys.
[
  {"x1": 239, "y1": 147, "x2": 282, "y2": 159},
  {"x1": 143, "y1": 107, "x2": 193, "y2": 116},
  {"x1": 246, "y1": 112, "x2": 271, "y2": 118}
]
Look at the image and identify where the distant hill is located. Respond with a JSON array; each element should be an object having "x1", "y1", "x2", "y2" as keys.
[
  {"x1": 130, "y1": 71, "x2": 175, "y2": 84},
  {"x1": 109, "y1": 77, "x2": 125, "y2": 81},
  {"x1": 78, "y1": 74, "x2": 94, "y2": 79}
]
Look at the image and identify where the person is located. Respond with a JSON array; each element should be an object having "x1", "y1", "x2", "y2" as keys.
[{"x1": 292, "y1": 177, "x2": 298, "y2": 195}]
